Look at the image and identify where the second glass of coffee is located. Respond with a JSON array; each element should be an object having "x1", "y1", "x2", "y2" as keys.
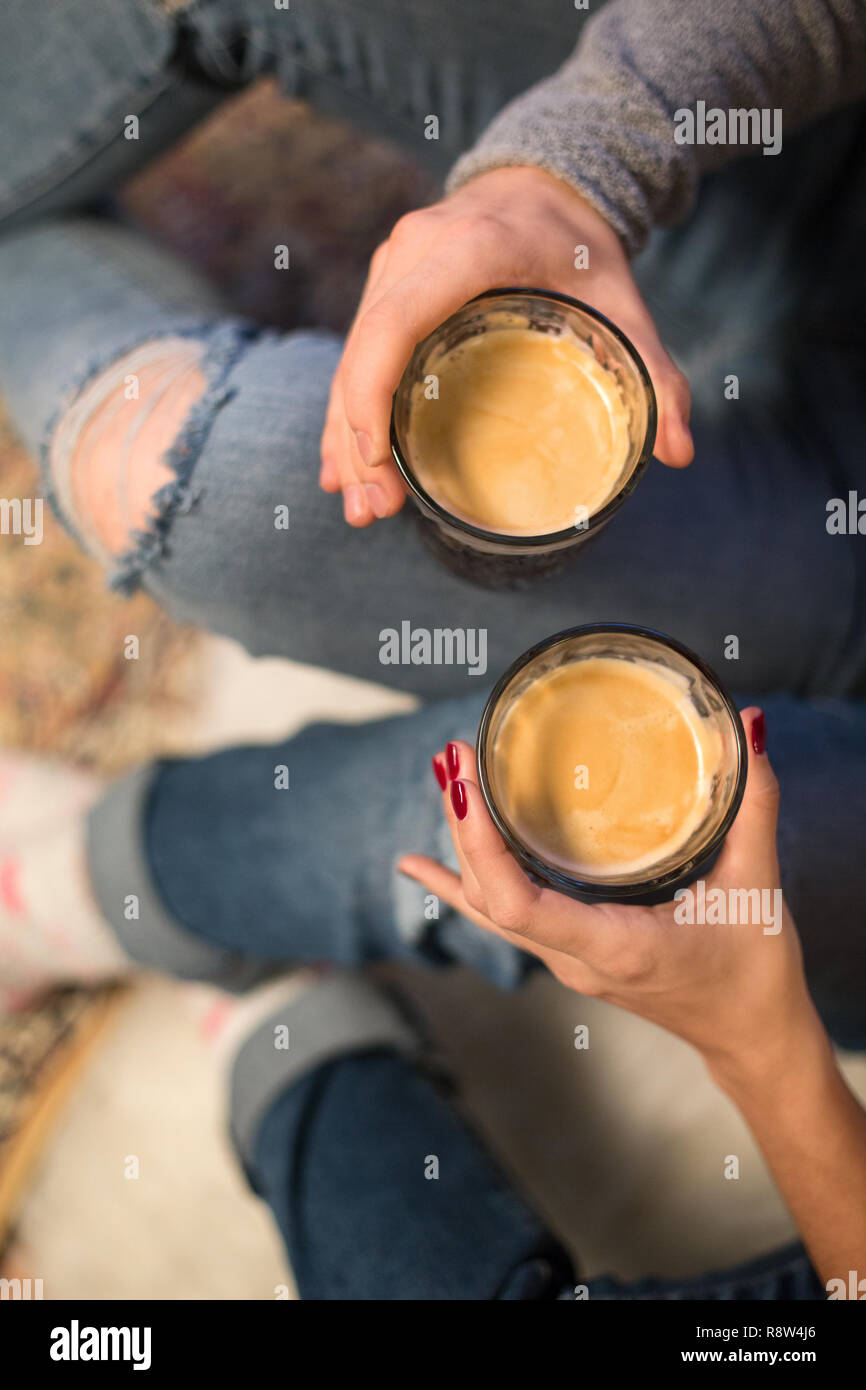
[{"x1": 476, "y1": 625, "x2": 748, "y2": 903}]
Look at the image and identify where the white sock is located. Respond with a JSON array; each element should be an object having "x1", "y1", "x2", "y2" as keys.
[
  {"x1": 184, "y1": 971, "x2": 324, "y2": 1071},
  {"x1": 0, "y1": 754, "x2": 132, "y2": 1011}
]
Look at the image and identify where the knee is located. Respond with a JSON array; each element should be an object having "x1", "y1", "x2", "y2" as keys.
[{"x1": 48, "y1": 337, "x2": 208, "y2": 564}]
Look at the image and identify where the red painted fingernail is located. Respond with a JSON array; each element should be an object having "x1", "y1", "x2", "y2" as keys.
[
  {"x1": 450, "y1": 780, "x2": 468, "y2": 821},
  {"x1": 432, "y1": 756, "x2": 447, "y2": 790},
  {"x1": 446, "y1": 742, "x2": 460, "y2": 780},
  {"x1": 751, "y1": 711, "x2": 766, "y2": 756}
]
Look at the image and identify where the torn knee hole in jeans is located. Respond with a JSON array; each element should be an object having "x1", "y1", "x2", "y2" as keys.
[
  {"x1": 46, "y1": 325, "x2": 250, "y2": 592},
  {"x1": 48, "y1": 336, "x2": 206, "y2": 569}
]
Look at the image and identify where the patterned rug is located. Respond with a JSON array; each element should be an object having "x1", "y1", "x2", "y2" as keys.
[
  {"x1": 0, "y1": 987, "x2": 129, "y2": 1253},
  {"x1": 119, "y1": 78, "x2": 435, "y2": 336}
]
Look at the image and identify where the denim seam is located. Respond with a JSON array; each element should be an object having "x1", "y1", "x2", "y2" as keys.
[
  {"x1": 0, "y1": 67, "x2": 175, "y2": 214},
  {"x1": 587, "y1": 1246, "x2": 821, "y2": 1302}
]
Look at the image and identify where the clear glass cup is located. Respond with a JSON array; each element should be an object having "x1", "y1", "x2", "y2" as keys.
[
  {"x1": 477, "y1": 624, "x2": 748, "y2": 904},
  {"x1": 390, "y1": 288, "x2": 656, "y2": 589}
]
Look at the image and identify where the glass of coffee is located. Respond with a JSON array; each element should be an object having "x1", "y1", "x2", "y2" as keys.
[
  {"x1": 390, "y1": 289, "x2": 656, "y2": 589},
  {"x1": 477, "y1": 624, "x2": 748, "y2": 904}
]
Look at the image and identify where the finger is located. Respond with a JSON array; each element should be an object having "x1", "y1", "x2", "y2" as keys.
[
  {"x1": 321, "y1": 242, "x2": 407, "y2": 522},
  {"x1": 398, "y1": 853, "x2": 581, "y2": 979},
  {"x1": 442, "y1": 738, "x2": 476, "y2": 785},
  {"x1": 445, "y1": 776, "x2": 543, "y2": 933},
  {"x1": 335, "y1": 401, "x2": 407, "y2": 525},
  {"x1": 337, "y1": 413, "x2": 374, "y2": 526},
  {"x1": 581, "y1": 252, "x2": 694, "y2": 469},
  {"x1": 436, "y1": 742, "x2": 602, "y2": 954},
  {"x1": 718, "y1": 707, "x2": 780, "y2": 875},
  {"x1": 401, "y1": 836, "x2": 605, "y2": 975},
  {"x1": 611, "y1": 308, "x2": 693, "y2": 468},
  {"x1": 441, "y1": 740, "x2": 614, "y2": 957},
  {"x1": 397, "y1": 854, "x2": 546, "y2": 959},
  {"x1": 320, "y1": 369, "x2": 346, "y2": 493},
  {"x1": 348, "y1": 451, "x2": 407, "y2": 523},
  {"x1": 341, "y1": 240, "x2": 509, "y2": 468},
  {"x1": 335, "y1": 370, "x2": 407, "y2": 523},
  {"x1": 321, "y1": 363, "x2": 370, "y2": 517},
  {"x1": 436, "y1": 741, "x2": 520, "y2": 907},
  {"x1": 431, "y1": 748, "x2": 485, "y2": 906},
  {"x1": 397, "y1": 854, "x2": 494, "y2": 933},
  {"x1": 319, "y1": 453, "x2": 340, "y2": 492},
  {"x1": 651, "y1": 363, "x2": 693, "y2": 468}
]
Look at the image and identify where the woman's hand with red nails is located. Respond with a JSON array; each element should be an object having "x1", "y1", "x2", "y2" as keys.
[
  {"x1": 319, "y1": 165, "x2": 694, "y2": 527},
  {"x1": 404, "y1": 711, "x2": 823, "y2": 1083}
]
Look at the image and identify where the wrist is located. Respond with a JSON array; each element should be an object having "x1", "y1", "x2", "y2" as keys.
[
  {"x1": 454, "y1": 165, "x2": 622, "y2": 243},
  {"x1": 704, "y1": 998, "x2": 835, "y2": 1110}
]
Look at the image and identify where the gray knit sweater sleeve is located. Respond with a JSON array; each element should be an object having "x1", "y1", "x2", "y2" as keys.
[{"x1": 447, "y1": 0, "x2": 866, "y2": 254}]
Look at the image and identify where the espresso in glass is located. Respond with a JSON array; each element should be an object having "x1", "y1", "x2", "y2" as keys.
[
  {"x1": 477, "y1": 625, "x2": 748, "y2": 903},
  {"x1": 390, "y1": 290, "x2": 656, "y2": 588}
]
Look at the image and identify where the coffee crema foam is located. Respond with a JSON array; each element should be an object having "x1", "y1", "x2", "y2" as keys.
[
  {"x1": 490, "y1": 657, "x2": 723, "y2": 878},
  {"x1": 407, "y1": 327, "x2": 630, "y2": 535}
]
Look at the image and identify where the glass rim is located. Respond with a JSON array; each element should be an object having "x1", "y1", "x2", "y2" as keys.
[
  {"x1": 476, "y1": 622, "x2": 749, "y2": 901},
  {"x1": 389, "y1": 287, "x2": 658, "y2": 550}
]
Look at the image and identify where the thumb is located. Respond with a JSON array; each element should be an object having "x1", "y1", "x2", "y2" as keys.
[
  {"x1": 605, "y1": 272, "x2": 693, "y2": 468},
  {"x1": 721, "y1": 707, "x2": 780, "y2": 873}
]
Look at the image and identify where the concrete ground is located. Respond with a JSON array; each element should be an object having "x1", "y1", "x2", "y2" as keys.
[{"x1": 12, "y1": 635, "x2": 866, "y2": 1299}]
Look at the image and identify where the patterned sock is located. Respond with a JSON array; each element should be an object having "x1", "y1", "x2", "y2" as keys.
[
  {"x1": 0, "y1": 754, "x2": 132, "y2": 1011},
  {"x1": 185, "y1": 971, "x2": 324, "y2": 1071}
]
